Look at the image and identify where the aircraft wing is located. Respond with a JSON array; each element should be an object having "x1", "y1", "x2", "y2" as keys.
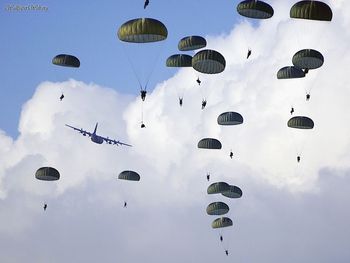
[
  {"x1": 102, "y1": 136, "x2": 132, "y2": 147},
  {"x1": 65, "y1": 124, "x2": 92, "y2": 137}
]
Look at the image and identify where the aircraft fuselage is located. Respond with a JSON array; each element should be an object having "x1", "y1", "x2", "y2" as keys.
[{"x1": 91, "y1": 134, "x2": 103, "y2": 144}]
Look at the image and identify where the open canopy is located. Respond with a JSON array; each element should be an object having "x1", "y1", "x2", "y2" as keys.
[
  {"x1": 290, "y1": 1, "x2": 333, "y2": 21},
  {"x1": 35, "y1": 167, "x2": 60, "y2": 181},
  {"x1": 117, "y1": 18, "x2": 168, "y2": 43},
  {"x1": 178, "y1": 35, "x2": 207, "y2": 51},
  {"x1": 237, "y1": 0, "x2": 274, "y2": 19},
  {"x1": 118, "y1": 170, "x2": 141, "y2": 181}
]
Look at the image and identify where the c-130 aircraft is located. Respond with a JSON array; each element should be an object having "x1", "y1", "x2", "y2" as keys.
[{"x1": 65, "y1": 123, "x2": 132, "y2": 147}]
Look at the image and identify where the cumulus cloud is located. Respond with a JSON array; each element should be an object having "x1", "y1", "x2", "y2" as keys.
[{"x1": 1, "y1": 0, "x2": 350, "y2": 262}]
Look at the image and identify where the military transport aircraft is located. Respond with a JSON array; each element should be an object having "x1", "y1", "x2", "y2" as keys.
[{"x1": 65, "y1": 123, "x2": 132, "y2": 147}]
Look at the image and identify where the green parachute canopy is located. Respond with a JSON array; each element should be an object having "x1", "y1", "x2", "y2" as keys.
[
  {"x1": 292, "y1": 49, "x2": 324, "y2": 70},
  {"x1": 207, "y1": 182, "x2": 230, "y2": 194},
  {"x1": 166, "y1": 54, "x2": 192, "y2": 67},
  {"x1": 290, "y1": 1, "x2": 333, "y2": 21},
  {"x1": 118, "y1": 170, "x2": 141, "y2": 181},
  {"x1": 206, "y1": 202, "x2": 230, "y2": 216},
  {"x1": 222, "y1": 185, "x2": 243, "y2": 199},
  {"x1": 198, "y1": 138, "x2": 222, "y2": 149},
  {"x1": 117, "y1": 18, "x2": 168, "y2": 43},
  {"x1": 35, "y1": 167, "x2": 60, "y2": 181},
  {"x1": 288, "y1": 116, "x2": 314, "y2": 129},
  {"x1": 178, "y1": 35, "x2": 207, "y2": 51},
  {"x1": 192, "y1": 49, "x2": 226, "y2": 74},
  {"x1": 52, "y1": 54, "x2": 80, "y2": 68},
  {"x1": 277, "y1": 66, "x2": 306, "y2": 79},
  {"x1": 237, "y1": 0, "x2": 274, "y2": 19},
  {"x1": 217, "y1": 112, "x2": 244, "y2": 125},
  {"x1": 212, "y1": 217, "x2": 233, "y2": 229}
]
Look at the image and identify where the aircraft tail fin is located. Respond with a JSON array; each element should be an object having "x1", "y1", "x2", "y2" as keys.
[{"x1": 93, "y1": 123, "x2": 98, "y2": 134}]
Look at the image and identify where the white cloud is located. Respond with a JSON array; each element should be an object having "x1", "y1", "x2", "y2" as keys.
[{"x1": 1, "y1": 0, "x2": 349, "y2": 261}]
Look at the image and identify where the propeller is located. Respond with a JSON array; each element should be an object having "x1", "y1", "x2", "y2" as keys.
[{"x1": 79, "y1": 129, "x2": 87, "y2": 136}]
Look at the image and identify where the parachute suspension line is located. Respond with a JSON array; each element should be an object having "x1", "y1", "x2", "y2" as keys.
[
  {"x1": 304, "y1": 86, "x2": 311, "y2": 99},
  {"x1": 240, "y1": 19, "x2": 249, "y2": 55},
  {"x1": 225, "y1": 225, "x2": 232, "y2": 251},
  {"x1": 199, "y1": 87, "x2": 206, "y2": 108},
  {"x1": 180, "y1": 89, "x2": 184, "y2": 100},
  {"x1": 179, "y1": 71, "x2": 187, "y2": 99},
  {"x1": 292, "y1": 20, "x2": 329, "y2": 51},
  {"x1": 306, "y1": 79, "x2": 319, "y2": 95},
  {"x1": 59, "y1": 88, "x2": 65, "y2": 101},
  {"x1": 219, "y1": 229, "x2": 230, "y2": 252},
  {"x1": 202, "y1": 82, "x2": 208, "y2": 101},
  {"x1": 292, "y1": 20, "x2": 302, "y2": 50},
  {"x1": 291, "y1": 140, "x2": 308, "y2": 177},
  {"x1": 175, "y1": 85, "x2": 184, "y2": 101},
  {"x1": 289, "y1": 129, "x2": 308, "y2": 163},
  {"x1": 198, "y1": 75, "x2": 207, "y2": 101},
  {"x1": 299, "y1": 133, "x2": 308, "y2": 155},
  {"x1": 141, "y1": 101, "x2": 144, "y2": 123},
  {"x1": 121, "y1": 44, "x2": 143, "y2": 89},
  {"x1": 289, "y1": 128, "x2": 300, "y2": 158},
  {"x1": 144, "y1": 43, "x2": 166, "y2": 91},
  {"x1": 224, "y1": 204, "x2": 234, "y2": 251},
  {"x1": 241, "y1": 19, "x2": 256, "y2": 58}
]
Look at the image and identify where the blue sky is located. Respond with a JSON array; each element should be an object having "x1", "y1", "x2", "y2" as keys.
[
  {"x1": 1, "y1": 0, "x2": 241, "y2": 137},
  {"x1": 2, "y1": 1, "x2": 350, "y2": 262}
]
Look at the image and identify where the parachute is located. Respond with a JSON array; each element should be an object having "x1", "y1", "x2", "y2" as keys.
[
  {"x1": 290, "y1": 1, "x2": 333, "y2": 21},
  {"x1": 212, "y1": 217, "x2": 233, "y2": 229},
  {"x1": 117, "y1": 18, "x2": 168, "y2": 126},
  {"x1": 118, "y1": 170, "x2": 141, "y2": 181},
  {"x1": 236, "y1": 0, "x2": 273, "y2": 60},
  {"x1": 117, "y1": 18, "x2": 168, "y2": 43},
  {"x1": 118, "y1": 171, "x2": 140, "y2": 208},
  {"x1": 217, "y1": 112, "x2": 243, "y2": 159},
  {"x1": 166, "y1": 54, "x2": 193, "y2": 103},
  {"x1": 178, "y1": 35, "x2": 207, "y2": 51},
  {"x1": 207, "y1": 182, "x2": 230, "y2": 194},
  {"x1": 192, "y1": 49, "x2": 226, "y2": 74},
  {"x1": 217, "y1": 112, "x2": 244, "y2": 125},
  {"x1": 206, "y1": 202, "x2": 230, "y2": 216},
  {"x1": 277, "y1": 66, "x2": 306, "y2": 79},
  {"x1": 292, "y1": 49, "x2": 324, "y2": 70},
  {"x1": 288, "y1": 116, "x2": 314, "y2": 162},
  {"x1": 222, "y1": 185, "x2": 243, "y2": 199},
  {"x1": 191, "y1": 49, "x2": 225, "y2": 105},
  {"x1": 198, "y1": 138, "x2": 222, "y2": 149},
  {"x1": 237, "y1": 0, "x2": 274, "y2": 19},
  {"x1": 52, "y1": 54, "x2": 80, "y2": 68},
  {"x1": 166, "y1": 54, "x2": 192, "y2": 67},
  {"x1": 35, "y1": 167, "x2": 60, "y2": 181},
  {"x1": 288, "y1": 116, "x2": 314, "y2": 129}
]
